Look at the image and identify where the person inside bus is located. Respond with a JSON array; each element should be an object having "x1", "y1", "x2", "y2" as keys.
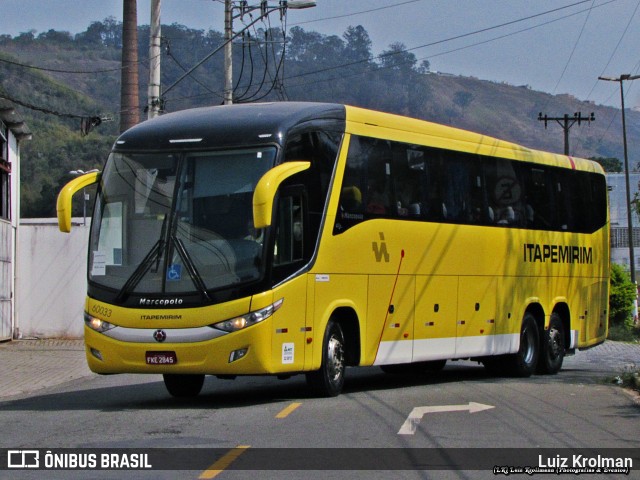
[
  {"x1": 340, "y1": 185, "x2": 363, "y2": 212},
  {"x1": 366, "y1": 177, "x2": 388, "y2": 214}
]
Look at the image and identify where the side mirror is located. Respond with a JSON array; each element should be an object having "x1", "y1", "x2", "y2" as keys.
[
  {"x1": 57, "y1": 171, "x2": 101, "y2": 232},
  {"x1": 253, "y1": 161, "x2": 310, "y2": 228}
]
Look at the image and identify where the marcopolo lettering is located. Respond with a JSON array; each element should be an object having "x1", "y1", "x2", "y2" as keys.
[
  {"x1": 139, "y1": 298, "x2": 184, "y2": 306},
  {"x1": 523, "y1": 243, "x2": 593, "y2": 264}
]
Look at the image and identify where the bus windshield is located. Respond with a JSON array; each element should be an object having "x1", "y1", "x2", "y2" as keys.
[{"x1": 89, "y1": 147, "x2": 276, "y2": 297}]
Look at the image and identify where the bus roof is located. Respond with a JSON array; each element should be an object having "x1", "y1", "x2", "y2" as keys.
[
  {"x1": 114, "y1": 101, "x2": 603, "y2": 175},
  {"x1": 344, "y1": 105, "x2": 604, "y2": 174},
  {"x1": 114, "y1": 102, "x2": 346, "y2": 151}
]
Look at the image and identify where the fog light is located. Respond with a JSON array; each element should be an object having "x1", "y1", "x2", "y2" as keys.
[
  {"x1": 229, "y1": 348, "x2": 248, "y2": 363},
  {"x1": 90, "y1": 347, "x2": 103, "y2": 361}
]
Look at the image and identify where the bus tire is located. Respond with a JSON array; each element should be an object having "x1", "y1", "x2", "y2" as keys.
[
  {"x1": 537, "y1": 313, "x2": 565, "y2": 375},
  {"x1": 163, "y1": 374, "x2": 205, "y2": 397},
  {"x1": 306, "y1": 320, "x2": 346, "y2": 397},
  {"x1": 507, "y1": 313, "x2": 539, "y2": 377}
]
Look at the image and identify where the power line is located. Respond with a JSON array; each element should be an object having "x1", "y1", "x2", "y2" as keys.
[
  {"x1": 161, "y1": 0, "x2": 617, "y2": 108},
  {"x1": 289, "y1": 0, "x2": 425, "y2": 26},
  {"x1": 0, "y1": 92, "x2": 108, "y2": 135},
  {"x1": 0, "y1": 54, "x2": 124, "y2": 74},
  {"x1": 281, "y1": 0, "x2": 616, "y2": 90},
  {"x1": 282, "y1": 0, "x2": 604, "y2": 83},
  {"x1": 548, "y1": 0, "x2": 596, "y2": 97}
]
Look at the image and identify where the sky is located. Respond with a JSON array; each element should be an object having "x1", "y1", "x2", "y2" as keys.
[{"x1": 1, "y1": 0, "x2": 640, "y2": 108}]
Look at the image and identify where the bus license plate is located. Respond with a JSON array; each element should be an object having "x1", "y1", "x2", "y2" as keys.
[{"x1": 145, "y1": 351, "x2": 177, "y2": 365}]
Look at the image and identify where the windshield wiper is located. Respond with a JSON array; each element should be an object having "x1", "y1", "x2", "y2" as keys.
[
  {"x1": 115, "y1": 214, "x2": 169, "y2": 302},
  {"x1": 172, "y1": 236, "x2": 212, "y2": 302}
]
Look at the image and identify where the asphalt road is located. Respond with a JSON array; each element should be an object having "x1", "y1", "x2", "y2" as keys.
[{"x1": 0, "y1": 345, "x2": 638, "y2": 480}]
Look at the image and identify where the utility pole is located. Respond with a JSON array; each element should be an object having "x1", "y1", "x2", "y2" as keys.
[
  {"x1": 223, "y1": 1, "x2": 316, "y2": 105},
  {"x1": 224, "y1": 0, "x2": 234, "y2": 105},
  {"x1": 148, "y1": 0, "x2": 162, "y2": 119},
  {"x1": 537, "y1": 112, "x2": 594, "y2": 155},
  {"x1": 599, "y1": 74, "x2": 640, "y2": 291},
  {"x1": 120, "y1": 0, "x2": 139, "y2": 132}
]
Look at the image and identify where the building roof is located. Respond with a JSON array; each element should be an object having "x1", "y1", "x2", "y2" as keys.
[{"x1": 0, "y1": 98, "x2": 31, "y2": 140}]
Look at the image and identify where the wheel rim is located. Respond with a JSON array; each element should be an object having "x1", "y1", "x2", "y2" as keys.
[
  {"x1": 548, "y1": 326, "x2": 562, "y2": 359},
  {"x1": 326, "y1": 334, "x2": 344, "y2": 383},
  {"x1": 521, "y1": 325, "x2": 535, "y2": 365}
]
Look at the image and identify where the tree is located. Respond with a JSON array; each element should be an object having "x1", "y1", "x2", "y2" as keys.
[
  {"x1": 75, "y1": 18, "x2": 122, "y2": 48},
  {"x1": 418, "y1": 59, "x2": 430, "y2": 74},
  {"x1": 609, "y1": 263, "x2": 636, "y2": 327},
  {"x1": 343, "y1": 25, "x2": 372, "y2": 64},
  {"x1": 37, "y1": 30, "x2": 73, "y2": 44},
  {"x1": 453, "y1": 91, "x2": 474, "y2": 109},
  {"x1": 379, "y1": 42, "x2": 417, "y2": 74},
  {"x1": 590, "y1": 156, "x2": 622, "y2": 173}
]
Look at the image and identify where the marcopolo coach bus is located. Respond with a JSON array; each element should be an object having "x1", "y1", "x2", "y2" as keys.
[{"x1": 57, "y1": 102, "x2": 609, "y2": 397}]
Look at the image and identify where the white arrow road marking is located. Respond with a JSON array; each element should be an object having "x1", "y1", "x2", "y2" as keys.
[{"x1": 398, "y1": 402, "x2": 495, "y2": 435}]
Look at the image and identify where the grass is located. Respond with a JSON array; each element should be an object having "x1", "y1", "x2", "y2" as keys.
[
  {"x1": 610, "y1": 368, "x2": 640, "y2": 394},
  {"x1": 607, "y1": 323, "x2": 640, "y2": 342},
  {"x1": 606, "y1": 322, "x2": 640, "y2": 393}
]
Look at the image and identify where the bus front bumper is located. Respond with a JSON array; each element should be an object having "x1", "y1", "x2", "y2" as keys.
[{"x1": 83, "y1": 322, "x2": 274, "y2": 376}]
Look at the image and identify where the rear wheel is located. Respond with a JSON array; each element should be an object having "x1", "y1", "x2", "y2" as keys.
[
  {"x1": 306, "y1": 320, "x2": 346, "y2": 397},
  {"x1": 506, "y1": 313, "x2": 540, "y2": 377},
  {"x1": 537, "y1": 313, "x2": 565, "y2": 374},
  {"x1": 163, "y1": 374, "x2": 205, "y2": 397}
]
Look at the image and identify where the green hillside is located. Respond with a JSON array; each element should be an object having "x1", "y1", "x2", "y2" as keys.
[{"x1": 0, "y1": 20, "x2": 637, "y2": 217}]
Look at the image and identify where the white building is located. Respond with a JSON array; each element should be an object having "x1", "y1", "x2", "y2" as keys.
[
  {"x1": 0, "y1": 99, "x2": 31, "y2": 340},
  {"x1": 607, "y1": 173, "x2": 640, "y2": 280}
]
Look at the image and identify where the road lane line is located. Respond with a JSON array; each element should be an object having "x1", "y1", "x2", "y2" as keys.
[
  {"x1": 275, "y1": 401, "x2": 302, "y2": 418},
  {"x1": 199, "y1": 445, "x2": 250, "y2": 479}
]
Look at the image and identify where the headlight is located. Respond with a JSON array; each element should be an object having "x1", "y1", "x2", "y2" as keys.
[
  {"x1": 212, "y1": 298, "x2": 283, "y2": 333},
  {"x1": 84, "y1": 312, "x2": 116, "y2": 333}
]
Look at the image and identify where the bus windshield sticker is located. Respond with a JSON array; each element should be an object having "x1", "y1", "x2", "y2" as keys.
[
  {"x1": 166, "y1": 264, "x2": 182, "y2": 281},
  {"x1": 91, "y1": 251, "x2": 106, "y2": 276}
]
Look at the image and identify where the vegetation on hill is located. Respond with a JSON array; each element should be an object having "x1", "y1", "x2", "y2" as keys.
[{"x1": 1, "y1": 19, "x2": 638, "y2": 217}]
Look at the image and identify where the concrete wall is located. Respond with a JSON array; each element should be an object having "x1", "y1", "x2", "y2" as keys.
[{"x1": 15, "y1": 218, "x2": 89, "y2": 339}]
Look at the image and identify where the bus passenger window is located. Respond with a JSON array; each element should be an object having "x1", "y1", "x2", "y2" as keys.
[
  {"x1": 485, "y1": 158, "x2": 524, "y2": 227},
  {"x1": 394, "y1": 147, "x2": 425, "y2": 218},
  {"x1": 365, "y1": 139, "x2": 393, "y2": 215}
]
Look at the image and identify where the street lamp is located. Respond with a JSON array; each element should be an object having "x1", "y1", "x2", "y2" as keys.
[
  {"x1": 223, "y1": 0, "x2": 316, "y2": 105},
  {"x1": 68, "y1": 169, "x2": 99, "y2": 226}
]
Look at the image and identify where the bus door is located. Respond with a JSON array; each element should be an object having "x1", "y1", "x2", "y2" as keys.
[
  {"x1": 455, "y1": 276, "x2": 497, "y2": 357},
  {"x1": 582, "y1": 280, "x2": 608, "y2": 345},
  {"x1": 269, "y1": 189, "x2": 308, "y2": 372}
]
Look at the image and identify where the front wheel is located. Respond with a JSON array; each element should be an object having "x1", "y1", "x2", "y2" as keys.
[
  {"x1": 306, "y1": 320, "x2": 346, "y2": 397},
  {"x1": 163, "y1": 374, "x2": 205, "y2": 398},
  {"x1": 537, "y1": 313, "x2": 565, "y2": 374}
]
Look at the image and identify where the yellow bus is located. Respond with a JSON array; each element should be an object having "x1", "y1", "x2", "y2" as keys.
[{"x1": 57, "y1": 102, "x2": 609, "y2": 397}]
